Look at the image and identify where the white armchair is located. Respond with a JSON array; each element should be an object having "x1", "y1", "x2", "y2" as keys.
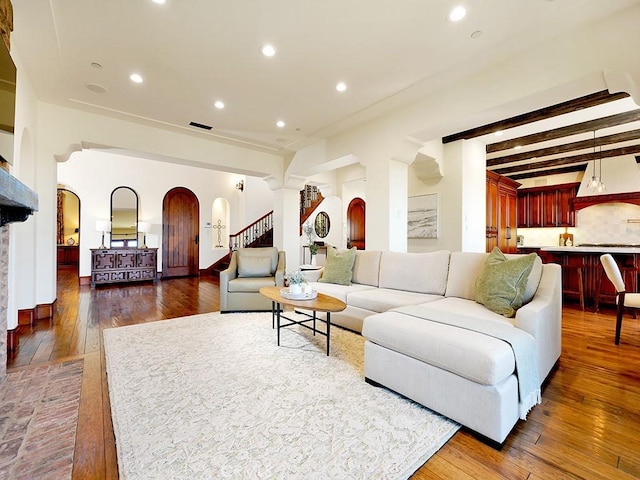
[{"x1": 220, "y1": 247, "x2": 286, "y2": 312}]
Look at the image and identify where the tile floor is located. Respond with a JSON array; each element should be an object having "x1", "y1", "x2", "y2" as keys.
[{"x1": 0, "y1": 360, "x2": 83, "y2": 480}]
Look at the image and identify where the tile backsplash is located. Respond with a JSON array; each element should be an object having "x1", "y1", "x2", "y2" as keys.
[{"x1": 519, "y1": 202, "x2": 640, "y2": 246}]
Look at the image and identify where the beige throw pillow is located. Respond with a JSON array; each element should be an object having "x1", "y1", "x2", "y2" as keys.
[
  {"x1": 475, "y1": 247, "x2": 537, "y2": 318},
  {"x1": 237, "y1": 256, "x2": 272, "y2": 277},
  {"x1": 318, "y1": 247, "x2": 357, "y2": 285}
]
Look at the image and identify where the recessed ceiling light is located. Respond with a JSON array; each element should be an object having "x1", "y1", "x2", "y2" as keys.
[
  {"x1": 276, "y1": 120, "x2": 285, "y2": 128},
  {"x1": 90, "y1": 62, "x2": 102, "y2": 69},
  {"x1": 494, "y1": 130, "x2": 503, "y2": 137},
  {"x1": 86, "y1": 83, "x2": 106, "y2": 94},
  {"x1": 130, "y1": 73, "x2": 143, "y2": 84},
  {"x1": 214, "y1": 100, "x2": 225, "y2": 109},
  {"x1": 470, "y1": 30, "x2": 482, "y2": 39},
  {"x1": 261, "y1": 44, "x2": 276, "y2": 57},
  {"x1": 152, "y1": 0, "x2": 166, "y2": 4},
  {"x1": 448, "y1": 6, "x2": 466, "y2": 22},
  {"x1": 336, "y1": 82, "x2": 347, "y2": 92}
]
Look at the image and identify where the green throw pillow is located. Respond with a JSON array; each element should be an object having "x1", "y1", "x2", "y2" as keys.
[
  {"x1": 475, "y1": 247, "x2": 537, "y2": 318},
  {"x1": 318, "y1": 247, "x2": 357, "y2": 285}
]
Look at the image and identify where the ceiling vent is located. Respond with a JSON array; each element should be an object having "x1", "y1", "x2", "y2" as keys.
[{"x1": 189, "y1": 121, "x2": 212, "y2": 131}]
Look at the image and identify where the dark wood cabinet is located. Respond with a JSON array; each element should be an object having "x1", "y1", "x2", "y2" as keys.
[
  {"x1": 517, "y1": 183, "x2": 579, "y2": 228},
  {"x1": 486, "y1": 171, "x2": 520, "y2": 253},
  {"x1": 57, "y1": 245, "x2": 80, "y2": 265},
  {"x1": 91, "y1": 248, "x2": 158, "y2": 288}
]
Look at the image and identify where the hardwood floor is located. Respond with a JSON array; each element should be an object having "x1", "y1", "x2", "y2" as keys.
[{"x1": 7, "y1": 266, "x2": 640, "y2": 479}]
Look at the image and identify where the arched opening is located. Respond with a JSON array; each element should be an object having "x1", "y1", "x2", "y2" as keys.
[
  {"x1": 212, "y1": 197, "x2": 230, "y2": 249},
  {"x1": 56, "y1": 188, "x2": 81, "y2": 268}
]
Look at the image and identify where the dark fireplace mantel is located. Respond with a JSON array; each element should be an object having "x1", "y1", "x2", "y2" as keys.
[{"x1": 0, "y1": 166, "x2": 38, "y2": 226}]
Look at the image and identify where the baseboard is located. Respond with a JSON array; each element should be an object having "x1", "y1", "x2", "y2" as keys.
[
  {"x1": 79, "y1": 276, "x2": 91, "y2": 286},
  {"x1": 18, "y1": 299, "x2": 56, "y2": 326},
  {"x1": 7, "y1": 327, "x2": 18, "y2": 351}
]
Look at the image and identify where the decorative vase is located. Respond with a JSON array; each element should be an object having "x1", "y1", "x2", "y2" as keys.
[
  {"x1": 311, "y1": 255, "x2": 317, "y2": 266},
  {"x1": 289, "y1": 283, "x2": 302, "y2": 295}
]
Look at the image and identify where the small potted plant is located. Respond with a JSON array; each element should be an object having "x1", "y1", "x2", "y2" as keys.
[
  {"x1": 303, "y1": 221, "x2": 318, "y2": 264},
  {"x1": 285, "y1": 269, "x2": 307, "y2": 295}
]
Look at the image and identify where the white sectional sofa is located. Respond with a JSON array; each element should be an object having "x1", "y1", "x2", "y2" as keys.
[{"x1": 306, "y1": 249, "x2": 562, "y2": 445}]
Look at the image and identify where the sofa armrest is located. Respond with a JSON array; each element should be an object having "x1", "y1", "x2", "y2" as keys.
[
  {"x1": 220, "y1": 251, "x2": 238, "y2": 293},
  {"x1": 274, "y1": 251, "x2": 286, "y2": 286},
  {"x1": 303, "y1": 267, "x2": 324, "y2": 283},
  {"x1": 514, "y1": 263, "x2": 562, "y2": 381}
]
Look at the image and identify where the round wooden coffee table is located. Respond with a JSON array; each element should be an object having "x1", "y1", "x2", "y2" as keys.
[{"x1": 259, "y1": 286, "x2": 346, "y2": 356}]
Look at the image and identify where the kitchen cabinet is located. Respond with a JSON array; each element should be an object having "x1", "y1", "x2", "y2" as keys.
[
  {"x1": 486, "y1": 171, "x2": 520, "y2": 253},
  {"x1": 539, "y1": 248, "x2": 640, "y2": 310},
  {"x1": 517, "y1": 182, "x2": 579, "y2": 228}
]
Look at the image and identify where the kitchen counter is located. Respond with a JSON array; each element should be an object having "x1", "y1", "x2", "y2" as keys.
[{"x1": 540, "y1": 246, "x2": 640, "y2": 254}]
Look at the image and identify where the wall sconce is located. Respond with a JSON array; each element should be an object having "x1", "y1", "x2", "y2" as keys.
[
  {"x1": 235, "y1": 180, "x2": 244, "y2": 192},
  {"x1": 138, "y1": 221, "x2": 151, "y2": 248},
  {"x1": 95, "y1": 220, "x2": 111, "y2": 249}
]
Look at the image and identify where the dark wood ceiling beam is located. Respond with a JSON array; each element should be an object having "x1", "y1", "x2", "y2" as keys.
[
  {"x1": 487, "y1": 109, "x2": 640, "y2": 153},
  {"x1": 508, "y1": 164, "x2": 588, "y2": 180},
  {"x1": 493, "y1": 144, "x2": 640, "y2": 175},
  {"x1": 442, "y1": 90, "x2": 628, "y2": 144},
  {"x1": 487, "y1": 129, "x2": 640, "y2": 167}
]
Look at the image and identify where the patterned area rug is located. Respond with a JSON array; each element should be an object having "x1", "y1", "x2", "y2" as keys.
[
  {"x1": 0, "y1": 360, "x2": 84, "y2": 480},
  {"x1": 103, "y1": 312, "x2": 459, "y2": 479}
]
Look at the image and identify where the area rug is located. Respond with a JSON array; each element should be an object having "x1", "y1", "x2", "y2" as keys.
[{"x1": 103, "y1": 312, "x2": 459, "y2": 479}]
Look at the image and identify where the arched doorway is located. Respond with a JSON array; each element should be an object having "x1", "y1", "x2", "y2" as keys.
[
  {"x1": 56, "y1": 188, "x2": 80, "y2": 268},
  {"x1": 347, "y1": 197, "x2": 366, "y2": 250},
  {"x1": 162, "y1": 187, "x2": 199, "y2": 278}
]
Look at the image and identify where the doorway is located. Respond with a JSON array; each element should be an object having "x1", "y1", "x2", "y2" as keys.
[
  {"x1": 162, "y1": 187, "x2": 199, "y2": 278},
  {"x1": 347, "y1": 197, "x2": 366, "y2": 250},
  {"x1": 56, "y1": 188, "x2": 80, "y2": 269}
]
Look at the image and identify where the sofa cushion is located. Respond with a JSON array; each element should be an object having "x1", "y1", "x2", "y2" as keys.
[
  {"x1": 352, "y1": 250, "x2": 382, "y2": 286},
  {"x1": 363, "y1": 311, "x2": 515, "y2": 386},
  {"x1": 399, "y1": 297, "x2": 514, "y2": 326},
  {"x1": 237, "y1": 255, "x2": 272, "y2": 277},
  {"x1": 446, "y1": 251, "x2": 542, "y2": 305},
  {"x1": 228, "y1": 276, "x2": 276, "y2": 292},
  {"x1": 348, "y1": 288, "x2": 443, "y2": 313},
  {"x1": 318, "y1": 247, "x2": 357, "y2": 285},
  {"x1": 378, "y1": 250, "x2": 450, "y2": 294},
  {"x1": 308, "y1": 281, "x2": 376, "y2": 303},
  {"x1": 475, "y1": 248, "x2": 537, "y2": 317}
]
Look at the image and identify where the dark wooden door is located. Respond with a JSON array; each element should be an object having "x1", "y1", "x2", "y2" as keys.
[
  {"x1": 347, "y1": 197, "x2": 366, "y2": 250},
  {"x1": 162, "y1": 187, "x2": 199, "y2": 278}
]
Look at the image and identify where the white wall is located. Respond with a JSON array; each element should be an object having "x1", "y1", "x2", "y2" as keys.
[{"x1": 57, "y1": 150, "x2": 274, "y2": 277}]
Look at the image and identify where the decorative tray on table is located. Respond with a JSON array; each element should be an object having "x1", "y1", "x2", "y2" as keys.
[{"x1": 280, "y1": 288, "x2": 318, "y2": 300}]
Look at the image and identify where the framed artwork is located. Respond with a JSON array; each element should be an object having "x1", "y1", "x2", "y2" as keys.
[{"x1": 408, "y1": 193, "x2": 438, "y2": 239}]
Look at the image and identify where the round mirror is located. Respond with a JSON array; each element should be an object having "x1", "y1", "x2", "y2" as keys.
[
  {"x1": 111, "y1": 186, "x2": 138, "y2": 247},
  {"x1": 314, "y1": 211, "x2": 330, "y2": 238}
]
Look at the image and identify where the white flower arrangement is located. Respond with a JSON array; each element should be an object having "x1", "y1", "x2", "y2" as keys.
[{"x1": 285, "y1": 269, "x2": 307, "y2": 286}]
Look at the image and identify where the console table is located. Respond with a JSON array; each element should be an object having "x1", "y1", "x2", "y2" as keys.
[{"x1": 90, "y1": 248, "x2": 158, "y2": 288}]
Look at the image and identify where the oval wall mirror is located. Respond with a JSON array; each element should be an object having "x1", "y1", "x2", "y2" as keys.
[
  {"x1": 314, "y1": 211, "x2": 330, "y2": 238},
  {"x1": 110, "y1": 186, "x2": 138, "y2": 247}
]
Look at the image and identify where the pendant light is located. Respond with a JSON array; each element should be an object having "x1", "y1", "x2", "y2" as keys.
[
  {"x1": 596, "y1": 145, "x2": 606, "y2": 192},
  {"x1": 588, "y1": 131, "x2": 600, "y2": 190}
]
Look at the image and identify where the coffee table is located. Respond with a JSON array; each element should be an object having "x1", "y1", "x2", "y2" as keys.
[{"x1": 259, "y1": 286, "x2": 346, "y2": 356}]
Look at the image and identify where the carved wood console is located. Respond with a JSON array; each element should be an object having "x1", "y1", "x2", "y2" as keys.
[{"x1": 90, "y1": 248, "x2": 158, "y2": 288}]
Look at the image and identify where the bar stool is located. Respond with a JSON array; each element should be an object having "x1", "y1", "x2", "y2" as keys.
[{"x1": 562, "y1": 259, "x2": 585, "y2": 311}]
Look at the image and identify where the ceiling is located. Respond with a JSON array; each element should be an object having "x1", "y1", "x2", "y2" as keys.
[{"x1": 11, "y1": 0, "x2": 640, "y2": 159}]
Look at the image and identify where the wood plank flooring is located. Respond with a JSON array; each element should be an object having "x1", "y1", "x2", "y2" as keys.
[{"x1": 7, "y1": 265, "x2": 640, "y2": 479}]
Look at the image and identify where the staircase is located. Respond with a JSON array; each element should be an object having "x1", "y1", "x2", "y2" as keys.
[
  {"x1": 208, "y1": 185, "x2": 324, "y2": 277},
  {"x1": 207, "y1": 211, "x2": 273, "y2": 277}
]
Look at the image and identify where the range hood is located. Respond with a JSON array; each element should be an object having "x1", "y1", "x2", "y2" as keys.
[
  {"x1": 573, "y1": 156, "x2": 640, "y2": 211},
  {"x1": 0, "y1": 167, "x2": 38, "y2": 226}
]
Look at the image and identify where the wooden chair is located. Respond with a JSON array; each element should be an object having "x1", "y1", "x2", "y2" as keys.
[{"x1": 600, "y1": 254, "x2": 640, "y2": 344}]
